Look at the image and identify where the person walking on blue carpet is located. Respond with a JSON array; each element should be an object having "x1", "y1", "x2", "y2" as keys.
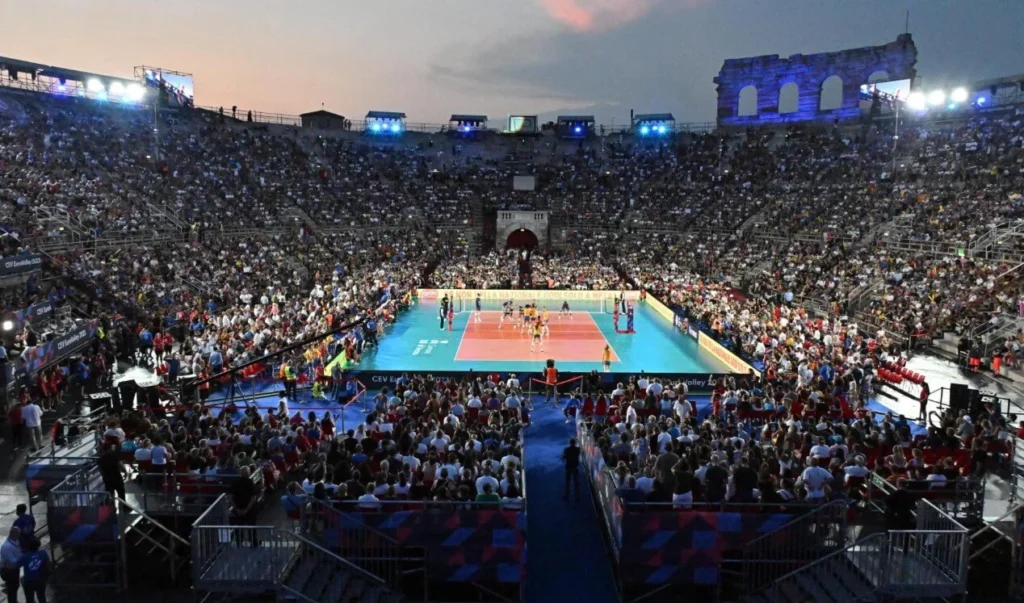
[{"x1": 562, "y1": 437, "x2": 581, "y2": 501}]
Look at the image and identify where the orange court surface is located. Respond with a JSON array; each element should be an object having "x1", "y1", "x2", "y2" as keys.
[{"x1": 454, "y1": 311, "x2": 621, "y2": 363}]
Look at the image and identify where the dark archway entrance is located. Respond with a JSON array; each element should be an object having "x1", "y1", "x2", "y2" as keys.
[{"x1": 506, "y1": 228, "x2": 538, "y2": 250}]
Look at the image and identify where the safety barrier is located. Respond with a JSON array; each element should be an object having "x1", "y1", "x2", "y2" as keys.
[{"x1": 741, "y1": 500, "x2": 850, "y2": 592}]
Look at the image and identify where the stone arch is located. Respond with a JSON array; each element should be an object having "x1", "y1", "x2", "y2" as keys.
[
  {"x1": 819, "y1": 75, "x2": 844, "y2": 111},
  {"x1": 867, "y1": 70, "x2": 890, "y2": 84},
  {"x1": 506, "y1": 227, "x2": 538, "y2": 249},
  {"x1": 778, "y1": 82, "x2": 799, "y2": 114},
  {"x1": 738, "y1": 85, "x2": 758, "y2": 117}
]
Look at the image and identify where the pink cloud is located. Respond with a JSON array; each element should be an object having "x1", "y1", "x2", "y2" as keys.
[{"x1": 537, "y1": 0, "x2": 671, "y2": 32}]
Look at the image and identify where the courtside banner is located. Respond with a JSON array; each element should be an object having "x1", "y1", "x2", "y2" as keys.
[
  {"x1": 346, "y1": 369, "x2": 727, "y2": 391},
  {"x1": 698, "y1": 332, "x2": 759, "y2": 376},
  {"x1": 647, "y1": 295, "x2": 677, "y2": 325},
  {"x1": 417, "y1": 289, "x2": 640, "y2": 303}
]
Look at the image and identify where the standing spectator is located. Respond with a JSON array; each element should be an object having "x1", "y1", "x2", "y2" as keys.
[
  {"x1": 12, "y1": 505, "x2": 35, "y2": 547},
  {"x1": 17, "y1": 536, "x2": 50, "y2": 603},
  {"x1": 229, "y1": 467, "x2": 259, "y2": 545},
  {"x1": 98, "y1": 444, "x2": 127, "y2": 502},
  {"x1": 562, "y1": 437, "x2": 580, "y2": 501},
  {"x1": 21, "y1": 399, "x2": 42, "y2": 452},
  {"x1": 1, "y1": 527, "x2": 21, "y2": 603},
  {"x1": 8, "y1": 400, "x2": 23, "y2": 452}
]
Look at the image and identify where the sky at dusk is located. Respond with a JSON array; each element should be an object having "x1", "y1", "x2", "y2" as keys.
[{"x1": 5, "y1": 0, "x2": 1023, "y2": 126}]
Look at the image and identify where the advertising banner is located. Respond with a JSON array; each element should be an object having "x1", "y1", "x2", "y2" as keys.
[
  {"x1": 417, "y1": 288, "x2": 640, "y2": 303},
  {"x1": 345, "y1": 369, "x2": 727, "y2": 392},
  {"x1": 20, "y1": 320, "x2": 99, "y2": 374},
  {"x1": 697, "y1": 331, "x2": 759, "y2": 376},
  {"x1": 15, "y1": 300, "x2": 55, "y2": 326},
  {"x1": 0, "y1": 254, "x2": 42, "y2": 277}
]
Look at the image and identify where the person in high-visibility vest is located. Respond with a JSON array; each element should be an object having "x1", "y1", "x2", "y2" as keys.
[{"x1": 282, "y1": 362, "x2": 298, "y2": 401}]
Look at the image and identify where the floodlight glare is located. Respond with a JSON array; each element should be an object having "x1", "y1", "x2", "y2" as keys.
[
  {"x1": 125, "y1": 83, "x2": 146, "y2": 102},
  {"x1": 370, "y1": 122, "x2": 382, "y2": 133},
  {"x1": 390, "y1": 123, "x2": 401, "y2": 133},
  {"x1": 907, "y1": 92, "x2": 927, "y2": 111},
  {"x1": 927, "y1": 90, "x2": 945, "y2": 106},
  {"x1": 950, "y1": 87, "x2": 969, "y2": 103},
  {"x1": 574, "y1": 126, "x2": 582, "y2": 134},
  {"x1": 2, "y1": 320, "x2": 13, "y2": 331},
  {"x1": 639, "y1": 126, "x2": 650, "y2": 135},
  {"x1": 86, "y1": 78, "x2": 105, "y2": 93},
  {"x1": 656, "y1": 125, "x2": 667, "y2": 135},
  {"x1": 108, "y1": 81, "x2": 125, "y2": 96}
]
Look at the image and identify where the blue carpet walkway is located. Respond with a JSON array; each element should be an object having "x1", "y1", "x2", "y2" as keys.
[{"x1": 524, "y1": 399, "x2": 618, "y2": 603}]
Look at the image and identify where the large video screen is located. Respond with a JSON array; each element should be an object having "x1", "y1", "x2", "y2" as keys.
[
  {"x1": 860, "y1": 78, "x2": 912, "y2": 101},
  {"x1": 143, "y1": 69, "x2": 194, "y2": 107},
  {"x1": 507, "y1": 115, "x2": 538, "y2": 134}
]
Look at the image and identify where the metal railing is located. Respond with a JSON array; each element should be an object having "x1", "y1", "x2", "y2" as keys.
[
  {"x1": 116, "y1": 497, "x2": 190, "y2": 585},
  {"x1": 191, "y1": 523, "x2": 390, "y2": 596},
  {"x1": 742, "y1": 500, "x2": 850, "y2": 592},
  {"x1": 763, "y1": 497, "x2": 968, "y2": 599},
  {"x1": 47, "y1": 465, "x2": 104, "y2": 508},
  {"x1": 191, "y1": 525, "x2": 293, "y2": 590},
  {"x1": 133, "y1": 470, "x2": 262, "y2": 515},
  {"x1": 769, "y1": 532, "x2": 887, "y2": 601},
  {"x1": 301, "y1": 498, "x2": 403, "y2": 591}
]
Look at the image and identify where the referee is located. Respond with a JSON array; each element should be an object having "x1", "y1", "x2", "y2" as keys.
[{"x1": 562, "y1": 437, "x2": 581, "y2": 501}]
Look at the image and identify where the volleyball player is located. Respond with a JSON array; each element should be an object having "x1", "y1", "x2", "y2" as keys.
[
  {"x1": 530, "y1": 320, "x2": 544, "y2": 352},
  {"x1": 559, "y1": 300, "x2": 572, "y2": 319},
  {"x1": 499, "y1": 300, "x2": 514, "y2": 328},
  {"x1": 474, "y1": 293, "x2": 483, "y2": 323},
  {"x1": 602, "y1": 345, "x2": 612, "y2": 372},
  {"x1": 541, "y1": 307, "x2": 550, "y2": 337},
  {"x1": 521, "y1": 304, "x2": 532, "y2": 333},
  {"x1": 448, "y1": 305, "x2": 455, "y2": 331}
]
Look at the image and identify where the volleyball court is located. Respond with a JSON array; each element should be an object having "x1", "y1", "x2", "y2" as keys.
[{"x1": 454, "y1": 310, "x2": 621, "y2": 363}]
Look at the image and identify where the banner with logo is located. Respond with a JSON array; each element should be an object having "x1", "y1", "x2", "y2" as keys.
[
  {"x1": 697, "y1": 331, "x2": 758, "y2": 376},
  {"x1": 417, "y1": 288, "x2": 640, "y2": 303},
  {"x1": 0, "y1": 254, "x2": 42, "y2": 277},
  {"x1": 15, "y1": 300, "x2": 56, "y2": 326},
  {"x1": 20, "y1": 320, "x2": 99, "y2": 373},
  {"x1": 346, "y1": 369, "x2": 727, "y2": 392}
]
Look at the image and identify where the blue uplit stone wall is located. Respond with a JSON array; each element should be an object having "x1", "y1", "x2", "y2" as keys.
[{"x1": 714, "y1": 34, "x2": 917, "y2": 127}]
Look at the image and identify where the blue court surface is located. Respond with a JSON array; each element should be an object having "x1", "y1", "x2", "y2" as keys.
[{"x1": 361, "y1": 299, "x2": 733, "y2": 375}]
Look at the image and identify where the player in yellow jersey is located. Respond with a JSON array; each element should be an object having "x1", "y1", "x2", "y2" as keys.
[
  {"x1": 602, "y1": 344, "x2": 612, "y2": 372},
  {"x1": 530, "y1": 321, "x2": 544, "y2": 352},
  {"x1": 541, "y1": 308, "x2": 550, "y2": 337}
]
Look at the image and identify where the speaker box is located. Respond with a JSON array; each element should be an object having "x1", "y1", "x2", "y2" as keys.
[
  {"x1": 949, "y1": 383, "x2": 970, "y2": 413},
  {"x1": 118, "y1": 381, "x2": 138, "y2": 412}
]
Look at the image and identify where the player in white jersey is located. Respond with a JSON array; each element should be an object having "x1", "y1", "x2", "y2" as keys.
[{"x1": 499, "y1": 300, "x2": 514, "y2": 328}]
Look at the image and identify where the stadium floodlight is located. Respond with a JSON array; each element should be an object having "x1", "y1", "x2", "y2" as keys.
[
  {"x1": 108, "y1": 81, "x2": 125, "y2": 96},
  {"x1": 2, "y1": 320, "x2": 13, "y2": 331},
  {"x1": 390, "y1": 123, "x2": 402, "y2": 133},
  {"x1": 125, "y1": 83, "x2": 146, "y2": 102},
  {"x1": 370, "y1": 122, "x2": 382, "y2": 133},
  {"x1": 906, "y1": 91, "x2": 927, "y2": 111},
  {"x1": 950, "y1": 87, "x2": 969, "y2": 103},
  {"x1": 656, "y1": 125, "x2": 667, "y2": 135},
  {"x1": 639, "y1": 126, "x2": 650, "y2": 136},
  {"x1": 86, "y1": 78, "x2": 105, "y2": 93},
  {"x1": 463, "y1": 126, "x2": 471, "y2": 133},
  {"x1": 976, "y1": 96, "x2": 987, "y2": 106},
  {"x1": 574, "y1": 126, "x2": 582, "y2": 134},
  {"x1": 927, "y1": 90, "x2": 945, "y2": 106}
]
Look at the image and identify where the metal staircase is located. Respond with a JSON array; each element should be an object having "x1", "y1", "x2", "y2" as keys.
[
  {"x1": 116, "y1": 497, "x2": 191, "y2": 587},
  {"x1": 743, "y1": 500, "x2": 969, "y2": 603},
  {"x1": 743, "y1": 500, "x2": 850, "y2": 593},
  {"x1": 193, "y1": 525, "x2": 402, "y2": 603},
  {"x1": 191, "y1": 495, "x2": 408, "y2": 602}
]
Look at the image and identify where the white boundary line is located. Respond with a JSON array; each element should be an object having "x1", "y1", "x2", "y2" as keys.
[{"x1": 578, "y1": 310, "x2": 620, "y2": 364}]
